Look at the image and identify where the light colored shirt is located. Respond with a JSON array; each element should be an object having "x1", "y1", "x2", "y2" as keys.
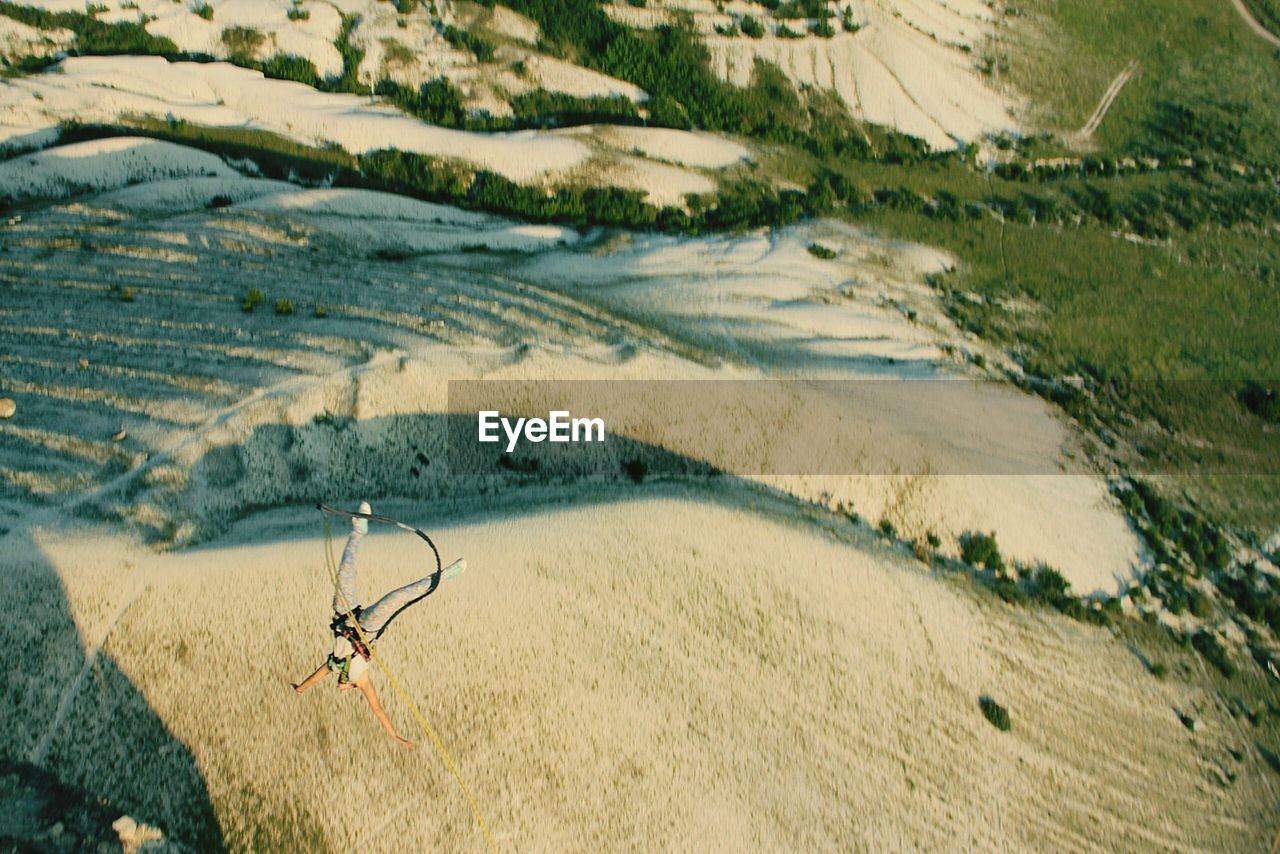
[{"x1": 333, "y1": 635, "x2": 370, "y2": 683}]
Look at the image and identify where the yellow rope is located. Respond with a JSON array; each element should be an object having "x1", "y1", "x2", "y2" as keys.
[{"x1": 323, "y1": 515, "x2": 498, "y2": 854}]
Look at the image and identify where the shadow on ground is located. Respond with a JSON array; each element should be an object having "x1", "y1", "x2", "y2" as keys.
[{"x1": 0, "y1": 528, "x2": 224, "y2": 850}]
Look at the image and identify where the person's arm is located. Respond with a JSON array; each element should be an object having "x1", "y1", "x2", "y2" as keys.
[
  {"x1": 357, "y1": 677, "x2": 414, "y2": 748},
  {"x1": 292, "y1": 663, "x2": 332, "y2": 694}
]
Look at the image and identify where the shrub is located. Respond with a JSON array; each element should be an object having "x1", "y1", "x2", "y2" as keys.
[
  {"x1": 274, "y1": 297, "x2": 294, "y2": 315},
  {"x1": 206, "y1": 194, "x2": 233, "y2": 209},
  {"x1": 810, "y1": 19, "x2": 835, "y2": 37},
  {"x1": 241, "y1": 287, "x2": 264, "y2": 312},
  {"x1": 442, "y1": 24, "x2": 494, "y2": 61},
  {"x1": 1027, "y1": 564, "x2": 1071, "y2": 609},
  {"x1": 510, "y1": 89, "x2": 640, "y2": 128},
  {"x1": 926, "y1": 531, "x2": 941, "y2": 549},
  {"x1": 740, "y1": 15, "x2": 764, "y2": 38},
  {"x1": 118, "y1": 287, "x2": 135, "y2": 302},
  {"x1": 1191, "y1": 630, "x2": 1235, "y2": 678},
  {"x1": 221, "y1": 26, "x2": 264, "y2": 61},
  {"x1": 991, "y1": 576, "x2": 1026, "y2": 605},
  {"x1": 878, "y1": 517, "x2": 896, "y2": 538},
  {"x1": 1189, "y1": 589, "x2": 1213, "y2": 619},
  {"x1": 381, "y1": 38, "x2": 415, "y2": 66},
  {"x1": 377, "y1": 77, "x2": 466, "y2": 127},
  {"x1": 1149, "y1": 662, "x2": 1168, "y2": 679},
  {"x1": 1238, "y1": 381, "x2": 1280, "y2": 424},
  {"x1": 622, "y1": 459, "x2": 647, "y2": 483},
  {"x1": 287, "y1": 4, "x2": 310, "y2": 21},
  {"x1": 807, "y1": 242, "x2": 836, "y2": 259},
  {"x1": 960, "y1": 531, "x2": 1004, "y2": 573},
  {"x1": 314, "y1": 304, "x2": 327, "y2": 318},
  {"x1": 979, "y1": 696, "x2": 1011, "y2": 731},
  {"x1": 0, "y1": 0, "x2": 179, "y2": 54},
  {"x1": 193, "y1": 2, "x2": 213, "y2": 21},
  {"x1": 261, "y1": 53, "x2": 321, "y2": 87},
  {"x1": 775, "y1": 23, "x2": 802, "y2": 39}
]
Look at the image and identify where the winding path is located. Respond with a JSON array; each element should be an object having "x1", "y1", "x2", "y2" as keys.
[
  {"x1": 1080, "y1": 60, "x2": 1138, "y2": 138},
  {"x1": 1231, "y1": 0, "x2": 1280, "y2": 48}
]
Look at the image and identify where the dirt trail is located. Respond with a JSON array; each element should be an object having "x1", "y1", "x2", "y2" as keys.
[
  {"x1": 1080, "y1": 60, "x2": 1139, "y2": 138},
  {"x1": 1231, "y1": 0, "x2": 1280, "y2": 47}
]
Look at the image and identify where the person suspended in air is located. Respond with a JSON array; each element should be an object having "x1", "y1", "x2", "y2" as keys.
[{"x1": 292, "y1": 502, "x2": 466, "y2": 748}]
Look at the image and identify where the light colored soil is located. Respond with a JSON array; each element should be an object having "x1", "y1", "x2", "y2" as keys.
[{"x1": 2, "y1": 152, "x2": 1270, "y2": 851}]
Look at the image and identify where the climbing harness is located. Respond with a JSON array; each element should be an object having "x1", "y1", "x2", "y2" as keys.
[
  {"x1": 327, "y1": 611, "x2": 371, "y2": 685},
  {"x1": 318, "y1": 503, "x2": 496, "y2": 853}
]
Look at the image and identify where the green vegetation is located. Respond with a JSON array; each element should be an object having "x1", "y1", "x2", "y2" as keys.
[
  {"x1": 509, "y1": 90, "x2": 640, "y2": 128},
  {"x1": 118, "y1": 286, "x2": 135, "y2": 302},
  {"x1": 442, "y1": 23, "x2": 494, "y2": 62},
  {"x1": 0, "y1": 1, "x2": 178, "y2": 55},
  {"x1": 1191, "y1": 629, "x2": 1236, "y2": 678},
  {"x1": 192, "y1": 2, "x2": 213, "y2": 22},
  {"x1": 1007, "y1": 0, "x2": 1280, "y2": 163},
  {"x1": 376, "y1": 77, "x2": 468, "y2": 127},
  {"x1": 959, "y1": 531, "x2": 1004, "y2": 573},
  {"x1": 381, "y1": 38, "x2": 415, "y2": 67},
  {"x1": 241, "y1": 288, "x2": 264, "y2": 313},
  {"x1": 979, "y1": 696, "x2": 1011, "y2": 732},
  {"x1": 287, "y1": 3, "x2": 309, "y2": 22},
  {"x1": 221, "y1": 26, "x2": 264, "y2": 63},
  {"x1": 806, "y1": 242, "x2": 835, "y2": 259},
  {"x1": 1243, "y1": 0, "x2": 1280, "y2": 36},
  {"x1": 740, "y1": 15, "x2": 764, "y2": 38},
  {"x1": 274, "y1": 297, "x2": 294, "y2": 316},
  {"x1": 501, "y1": 0, "x2": 927, "y2": 161},
  {"x1": 328, "y1": 14, "x2": 369, "y2": 93},
  {"x1": 61, "y1": 118, "x2": 358, "y2": 176},
  {"x1": 260, "y1": 53, "x2": 321, "y2": 88}
]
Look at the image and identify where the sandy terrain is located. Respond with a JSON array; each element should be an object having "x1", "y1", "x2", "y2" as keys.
[
  {"x1": 604, "y1": 0, "x2": 1020, "y2": 148},
  {"x1": 0, "y1": 59, "x2": 741, "y2": 206},
  {"x1": 10, "y1": 0, "x2": 647, "y2": 111},
  {"x1": 1, "y1": 145, "x2": 1138, "y2": 591},
  {"x1": 6, "y1": 493, "x2": 1271, "y2": 850},
  {"x1": 2, "y1": 141, "x2": 1271, "y2": 850},
  {"x1": 5, "y1": 0, "x2": 1018, "y2": 150}
]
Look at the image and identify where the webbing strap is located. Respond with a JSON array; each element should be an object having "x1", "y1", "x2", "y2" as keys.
[{"x1": 321, "y1": 510, "x2": 497, "y2": 853}]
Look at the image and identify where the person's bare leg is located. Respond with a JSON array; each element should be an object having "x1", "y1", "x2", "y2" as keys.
[{"x1": 292, "y1": 663, "x2": 332, "y2": 694}]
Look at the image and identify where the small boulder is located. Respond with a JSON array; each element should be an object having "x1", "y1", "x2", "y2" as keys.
[
  {"x1": 111, "y1": 429, "x2": 127, "y2": 442},
  {"x1": 112, "y1": 815, "x2": 164, "y2": 853},
  {"x1": 0, "y1": 398, "x2": 15, "y2": 419}
]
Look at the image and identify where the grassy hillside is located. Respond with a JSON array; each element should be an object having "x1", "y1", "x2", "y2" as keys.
[{"x1": 1005, "y1": 0, "x2": 1280, "y2": 160}]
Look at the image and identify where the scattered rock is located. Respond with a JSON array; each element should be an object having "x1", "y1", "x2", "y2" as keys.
[
  {"x1": 113, "y1": 815, "x2": 165, "y2": 853},
  {"x1": 0, "y1": 398, "x2": 14, "y2": 419},
  {"x1": 979, "y1": 695, "x2": 1012, "y2": 732},
  {"x1": 78, "y1": 357, "x2": 89, "y2": 369}
]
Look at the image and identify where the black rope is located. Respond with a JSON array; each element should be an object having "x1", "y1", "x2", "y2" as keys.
[{"x1": 316, "y1": 502, "x2": 442, "y2": 575}]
